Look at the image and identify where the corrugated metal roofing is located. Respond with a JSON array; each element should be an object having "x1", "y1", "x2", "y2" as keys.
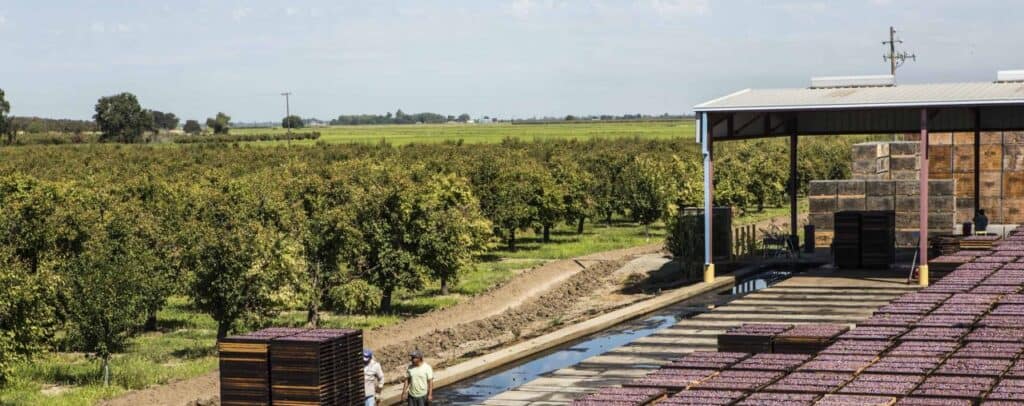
[{"x1": 695, "y1": 82, "x2": 1024, "y2": 112}]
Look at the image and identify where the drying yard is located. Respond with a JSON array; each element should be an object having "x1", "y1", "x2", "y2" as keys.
[
  {"x1": 496, "y1": 228, "x2": 1024, "y2": 405},
  {"x1": 485, "y1": 266, "x2": 917, "y2": 405}
]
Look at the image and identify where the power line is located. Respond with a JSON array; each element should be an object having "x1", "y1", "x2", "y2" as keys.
[{"x1": 882, "y1": 26, "x2": 916, "y2": 77}]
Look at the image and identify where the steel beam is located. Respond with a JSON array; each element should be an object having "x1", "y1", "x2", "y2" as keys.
[
  {"x1": 974, "y1": 108, "x2": 981, "y2": 216},
  {"x1": 919, "y1": 109, "x2": 930, "y2": 287},
  {"x1": 790, "y1": 128, "x2": 799, "y2": 252},
  {"x1": 702, "y1": 112, "x2": 715, "y2": 283}
]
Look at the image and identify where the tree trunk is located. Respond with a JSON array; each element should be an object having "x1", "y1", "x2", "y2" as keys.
[
  {"x1": 605, "y1": 213, "x2": 613, "y2": 226},
  {"x1": 217, "y1": 321, "x2": 231, "y2": 340},
  {"x1": 508, "y1": 228, "x2": 516, "y2": 250},
  {"x1": 757, "y1": 199, "x2": 765, "y2": 212},
  {"x1": 644, "y1": 223, "x2": 650, "y2": 241},
  {"x1": 440, "y1": 276, "x2": 449, "y2": 295},
  {"x1": 102, "y1": 356, "x2": 111, "y2": 386},
  {"x1": 144, "y1": 311, "x2": 158, "y2": 332},
  {"x1": 306, "y1": 304, "x2": 319, "y2": 328},
  {"x1": 306, "y1": 263, "x2": 320, "y2": 327},
  {"x1": 381, "y1": 287, "x2": 394, "y2": 314},
  {"x1": 542, "y1": 225, "x2": 551, "y2": 243},
  {"x1": 577, "y1": 217, "x2": 585, "y2": 234}
]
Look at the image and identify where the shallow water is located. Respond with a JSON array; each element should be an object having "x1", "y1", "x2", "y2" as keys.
[
  {"x1": 433, "y1": 314, "x2": 679, "y2": 404},
  {"x1": 431, "y1": 268, "x2": 792, "y2": 405}
]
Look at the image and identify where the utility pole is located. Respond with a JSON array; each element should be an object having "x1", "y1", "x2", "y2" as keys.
[
  {"x1": 882, "y1": 26, "x2": 916, "y2": 76},
  {"x1": 280, "y1": 92, "x2": 292, "y2": 146}
]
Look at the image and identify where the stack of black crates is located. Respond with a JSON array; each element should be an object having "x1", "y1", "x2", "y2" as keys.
[
  {"x1": 833, "y1": 210, "x2": 895, "y2": 269},
  {"x1": 220, "y1": 328, "x2": 363, "y2": 406}
]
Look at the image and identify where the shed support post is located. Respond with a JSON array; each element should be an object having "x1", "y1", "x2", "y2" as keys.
[
  {"x1": 702, "y1": 112, "x2": 715, "y2": 283},
  {"x1": 789, "y1": 128, "x2": 799, "y2": 255},
  {"x1": 919, "y1": 109, "x2": 930, "y2": 287},
  {"x1": 974, "y1": 109, "x2": 981, "y2": 218}
]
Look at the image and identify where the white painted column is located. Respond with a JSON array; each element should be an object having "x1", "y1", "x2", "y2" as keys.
[{"x1": 702, "y1": 112, "x2": 715, "y2": 283}]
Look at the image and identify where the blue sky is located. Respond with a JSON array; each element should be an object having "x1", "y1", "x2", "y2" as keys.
[{"x1": 1, "y1": 0, "x2": 1022, "y2": 122}]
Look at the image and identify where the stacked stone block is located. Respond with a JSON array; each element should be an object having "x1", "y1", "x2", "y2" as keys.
[
  {"x1": 925, "y1": 131, "x2": 1024, "y2": 224},
  {"x1": 851, "y1": 142, "x2": 890, "y2": 180},
  {"x1": 808, "y1": 179, "x2": 955, "y2": 248}
]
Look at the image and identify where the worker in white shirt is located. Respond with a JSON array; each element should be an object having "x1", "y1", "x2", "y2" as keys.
[{"x1": 363, "y1": 349, "x2": 384, "y2": 406}]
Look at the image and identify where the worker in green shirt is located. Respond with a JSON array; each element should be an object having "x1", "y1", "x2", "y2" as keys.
[{"x1": 402, "y1": 350, "x2": 433, "y2": 406}]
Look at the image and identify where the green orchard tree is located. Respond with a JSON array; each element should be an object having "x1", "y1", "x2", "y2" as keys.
[
  {"x1": 286, "y1": 165, "x2": 356, "y2": 327},
  {"x1": 414, "y1": 173, "x2": 491, "y2": 295},
  {"x1": 59, "y1": 196, "x2": 154, "y2": 386},
  {"x1": 93, "y1": 93, "x2": 153, "y2": 143},
  {"x1": 472, "y1": 152, "x2": 543, "y2": 250},
  {"x1": 182, "y1": 175, "x2": 303, "y2": 338},
  {"x1": 549, "y1": 155, "x2": 595, "y2": 234},
  {"x1": 0, "y1": 175, "x2": 86, "y2": 275},
  {"x1": 111, "y1": 176, "x2": 187, "y2": 331},
  {"x1": 0, "y1": 246, "x2": 57, "y2": 385},
  {"x1": 583, "y1": 148, "x2": 628, "y2": 225},
  {"x1": 621, "y1": 155, "x2": 675, "y2": 239},
  {"x1": 341, "y1": 160, "x2": 425, "y2": 312}
]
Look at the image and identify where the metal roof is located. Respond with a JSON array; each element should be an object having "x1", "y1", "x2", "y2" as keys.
[
  {"x1": 695, "y1": 82, "x2": 1024, "y2": 112},
  {"x1": 694, "y1": 81, "x2": 1024, "y2": 140}
]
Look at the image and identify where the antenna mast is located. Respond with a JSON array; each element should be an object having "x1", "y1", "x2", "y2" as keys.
[{"x1": 882, "y1": 26, "x2": 916, "y2": 76}]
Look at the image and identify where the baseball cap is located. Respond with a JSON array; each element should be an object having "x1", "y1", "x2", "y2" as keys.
[{"x1": 363, "y1": 349, "x2": 373, "y2": 360}]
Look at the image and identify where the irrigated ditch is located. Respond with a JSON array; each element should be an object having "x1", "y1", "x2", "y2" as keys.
[{"x1": 432, "y1": 266, "x2": 800, "y2": 405}]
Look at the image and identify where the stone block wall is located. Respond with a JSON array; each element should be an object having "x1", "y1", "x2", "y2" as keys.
[
  {"x1": 923, "y1": 131, "x2": 1024, "y2": 224},
  {"x1": 808, "y1": 179, "x2": 955, "y2": 247}
]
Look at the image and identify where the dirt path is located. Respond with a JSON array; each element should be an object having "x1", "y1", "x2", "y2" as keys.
[
  {"x1": 101, "y1": 243, "x2": 663, "y2": 406},
  {"x1": 365, "y1": 242, "x2": 660, "y2": 350}
]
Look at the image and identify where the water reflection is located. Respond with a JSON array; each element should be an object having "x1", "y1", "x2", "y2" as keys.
[{"x1": 434, "y1": 315, "x2": 677, "y2": 404}]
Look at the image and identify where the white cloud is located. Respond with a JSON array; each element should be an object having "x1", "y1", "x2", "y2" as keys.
[
  {"x1": 232, "y1": 7, "x2": 252, "y2": 22},
  {"x1": 646, "y1": 0, "x2": 710, "y2": 16},
  {"x1": 507, "y1": 0, "x2": 560, "y2": 19},
  {"x1": 0, "y1": 14, "x2": 6, "y2": 26},
  {"x1": 89, "y1": 21, "x2": 132, "y2": 34},
  {"x1": 285, "y1": 7, "x2": 298, "y2": 16},
  {"x1": 776, "y1": 1, "x2": 826, "y2": 14}
]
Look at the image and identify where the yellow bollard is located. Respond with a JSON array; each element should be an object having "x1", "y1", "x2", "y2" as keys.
[
  {"x1": 704, "y1": 263, "x2": 716, "y2": 284},
  {"x1": 918, "y1": 264, "x2": 929, "y2": 287}
]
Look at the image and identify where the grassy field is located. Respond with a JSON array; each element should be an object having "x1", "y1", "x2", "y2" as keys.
[
  {"x1": 0, "y1": 206, "x2": 802, "y2": 405},
  {"x1": 232, "y1": 120, "x2": 695, "y2": 145}
]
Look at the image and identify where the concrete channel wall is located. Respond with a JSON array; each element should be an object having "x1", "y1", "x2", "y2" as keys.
[{"x1": 379, "y1": 273, "x2": 738, "y2": 405}]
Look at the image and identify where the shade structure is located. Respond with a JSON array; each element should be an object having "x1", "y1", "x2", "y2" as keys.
[{"x1": 694, "y1": 76, "x2": 1024, "y2": 286}]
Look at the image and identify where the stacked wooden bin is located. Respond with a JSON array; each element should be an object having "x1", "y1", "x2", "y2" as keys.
[
  {"x1": 832, "y1": 211, "x2": 895, "y2": 269},
  {"x1": 220, "y1": 328, "x2": 363, "y2": 406}
]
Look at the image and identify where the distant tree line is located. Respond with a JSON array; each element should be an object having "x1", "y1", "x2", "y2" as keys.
[
  {"x1": 514, "y1": 113, "x2": 693, "y2": 124},
  {"x1": 330, "y1": 109, "x2": 472, "y2": 125}
]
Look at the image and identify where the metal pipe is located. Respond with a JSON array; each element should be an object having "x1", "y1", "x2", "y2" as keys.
[
  {"x1": 974, "y1": 108, "x2": 981, "y2": 216},
  {"x1": 790, "y1": 127, "x2": 798, "y2": 253},
  {"x1": 702, "y1": 112, "x2": 715, "y2": 283},
  {"x1": 919, "y1": 109, "x2": 930, "y2": 287}
]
